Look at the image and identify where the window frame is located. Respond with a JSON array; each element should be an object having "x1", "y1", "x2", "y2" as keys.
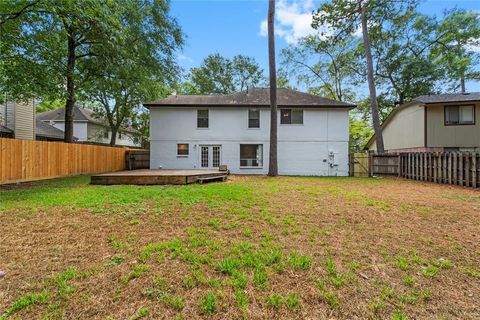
[
  {"x1": 177, "y1": 143, "x2": 189, "y2": 157},
  {"x1": 444, "y1": 105, "x2": 476, "y2": 126},
  {"x1": 197, "y1": 109, "x2": 209, "y2": 129},
  {"x1": 280, "y1": 108, "x2": 303, "y2": 125},
  {"x1": 239, "y1": 144, "x2": 263, "y2": 168},
  {"x1": 248, "y1": 109, "x2": 260, "y2": 129}
]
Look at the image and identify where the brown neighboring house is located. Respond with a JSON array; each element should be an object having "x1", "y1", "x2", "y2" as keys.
[{"x1": 366, "y1": 93, "x2": 480, "y2": 153}]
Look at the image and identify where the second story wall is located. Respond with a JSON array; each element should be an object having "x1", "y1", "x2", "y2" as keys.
[
  {"x1": 426, "y1": 102, "x2": 480, "y2": 149},
  {"x1": 150, "y1": 107, "x2": 349, "y2": 143}
]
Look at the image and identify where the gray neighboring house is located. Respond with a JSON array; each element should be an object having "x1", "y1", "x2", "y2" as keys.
[
  {"x1": 37, "y1": 106, "x2": 141, "y2": 147},
  {"x1": 366, "y1": 93, "x2": 480, "y2": 153},
  {"x1": 0, "y1": 99, "x2": 66, "y2": 141}
]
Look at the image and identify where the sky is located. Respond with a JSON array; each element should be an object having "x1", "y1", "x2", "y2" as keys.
[{"x1": 170, "y1": 0, "x2": 480, "y2": 95}]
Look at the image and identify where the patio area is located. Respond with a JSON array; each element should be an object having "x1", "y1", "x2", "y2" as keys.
[{"x1": 90, "y1": 169, "x2": 228, "y2": 185}]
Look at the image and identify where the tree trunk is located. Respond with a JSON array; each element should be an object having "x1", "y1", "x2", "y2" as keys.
[
  {"x1": 64, "y1": 29, "x2": 76, "y2": 143},
  {"x1": 110, "y1": 127, "x2": 117, "y2": 146},
  {"x1": 267, "y1": 0, "x2": 278, "y2": 176},
  {"x1": 460, "y1": 77, "x2": 466, "y2": 94},
  {"x1": 360, "y1": 3, "x2": 384, "y2": 153}
]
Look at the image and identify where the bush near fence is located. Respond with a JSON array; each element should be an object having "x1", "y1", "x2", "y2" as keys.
[{"x1": 0, "y1": 138, "x2": 126, "y2": 184}]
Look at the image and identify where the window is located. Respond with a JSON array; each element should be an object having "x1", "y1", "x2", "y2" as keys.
[
  {"x1": 280, "y1": 109, "x2": 303, "y2": 124},
  {"x1": 240, "y1": 144, "x2": 263, "y2": 167},
  {"x1": 248, "y1": 109, "x2": 260, "y2": 128},
  {"x1": 177, "y1": 143, "x2": 189, "y2": 156},
  {"x1": 118, "y1": 131, "x2": 122, "y2": 139},
  {"x1": 103, "y1": 130, "x2": 109, "y2": 139},
  {"x1": 445, "y1": 105, "x2": 475, "y2": 125},
  {"x1": 197, "y1": 109, "x2": 209, "y2": 128}
]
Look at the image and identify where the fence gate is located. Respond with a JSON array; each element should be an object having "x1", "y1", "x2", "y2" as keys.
[{"x1": 349, "y1": 152, "x2": 370, "y2": 177}]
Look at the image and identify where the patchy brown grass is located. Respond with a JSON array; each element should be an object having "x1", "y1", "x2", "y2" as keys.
[{"x1": 0, "y1": 175, "x2": 479, "y2": 319}]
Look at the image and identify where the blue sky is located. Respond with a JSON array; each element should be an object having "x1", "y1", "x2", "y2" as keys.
[{"x1": 170, "y1": 0, "x2": 480, "y2": 94}]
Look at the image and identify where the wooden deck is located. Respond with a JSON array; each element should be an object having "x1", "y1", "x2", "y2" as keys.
[{"x1": 90, "y1": 169, "x2": 227, "y2": 185}]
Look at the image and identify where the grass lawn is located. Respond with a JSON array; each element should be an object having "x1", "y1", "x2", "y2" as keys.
[{"x1": 0, "y1": 175, "x2": 479, "y2": 319}]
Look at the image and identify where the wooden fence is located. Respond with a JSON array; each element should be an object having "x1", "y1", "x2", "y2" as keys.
[
  {"x1": 399, "y1": 152, "x2": 480, "y2": 188},
  {"x1": 0, "y1": 138, "x2": 126, "y2": 184}
]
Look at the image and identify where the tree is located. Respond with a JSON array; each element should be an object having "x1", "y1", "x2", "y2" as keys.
[
  {"x1": 232, "y1": 55, "x2": 265, "y2": 91},
  {"x1": 281, "y1": 35, "x2": 359, "y2": 101},
  {"x1": 313, "y1": 0, "x2": 416, "y2": 153},
  {"x1": 190, "y1": 54, "x2": 234, "y2": 94},
  {"x1": 433, "y1": 9, "x2": 480, "y2": 93},
  {"x1": 267, "y1": 0, "x2": 278, "y2": 176},
  {"x1": 1, "y1": 0, "x2": 122, "y2": 142},
  {"x1": 187, "y1": 53, "x2": 264, "y2": 94},
  {"x1": 82, "y1": 0, "x2": 183, "y2": 146}
]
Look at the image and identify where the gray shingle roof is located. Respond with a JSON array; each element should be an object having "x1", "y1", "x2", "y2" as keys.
[
  {"x1": 37, "y1": 105, "x2": 101, "y2": 123},
  {"x1": 414, "y1": 92, "x2": 480, "y2": 104},
  {"x1": 37, "y1": 106, "x2": 139, "y2": 134},
  {"x1": 144, "y1": 88, "x2": 356, "y2": 108},
  {"x1": 0, "y1": 124, "x2": 13, "y2": 133},
  {"x1": 35, "y1": 119, "x2": 76, "y2": 140}
]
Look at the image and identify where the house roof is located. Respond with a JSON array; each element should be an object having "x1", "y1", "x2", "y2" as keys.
[
  {"x1": 414, "y1": 92, "x2": 480, "y2": 104},
  {"x1": 37, "y1": 105, "x2": 101, "y2": 124},
  {"x1": 0, "y1": 124, "x2": 13, "y2": 134},
  {"x1": 35, "y1": 119, "x2": 75, "y2": 140},
  {"x1": 144, "y1": 88, "x2": 356, "y2": 109},
  {"x1": 37, "y1": 106, "x2": 139, "y2": 134}
]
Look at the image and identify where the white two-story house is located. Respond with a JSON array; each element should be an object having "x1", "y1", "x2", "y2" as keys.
[{"x1": 145, "y1": 88, "x2": 355, "y2": 176}]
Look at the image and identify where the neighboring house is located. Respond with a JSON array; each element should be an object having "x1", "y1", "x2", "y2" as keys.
[
  {"x1": 0, "y1": 100, "x2": 35, "y2": 140},
  {"x1": 0, "y1": 99, "x2": 65, "y2": 141},
  {"x1": 37, "y1": 106, "x2": 141, "y2": 147},
  {"x1": 366, "y1": 93, "x2": 480, "y2": 153},
  {"x1": 145, "y1": 88, "x2": 355, "y2": 176}
]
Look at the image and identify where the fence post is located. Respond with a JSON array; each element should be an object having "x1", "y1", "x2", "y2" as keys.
[
  {"x1": 465, "y1": 153, "x2": 470, "y2": 187},
  {"x1": 472, "y1": 153, "x2": 477, "y2": 188}
]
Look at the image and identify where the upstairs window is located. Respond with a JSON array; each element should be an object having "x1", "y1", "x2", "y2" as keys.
[
  {"x1": 445, "y1": 105, "x2": 475, "y2": 125},
  {"x1": 197, "y1": 109, "x2": 209, "y2": 128},
  {"x1": 280, "y1": 109, "x2": 303, "y2": 124},
  {"x1": 177, "y1": 143, "x2": 189, "y2": 156},
  {"x1": 248, "y1": 109, "x2": 260, "y2": 128}
]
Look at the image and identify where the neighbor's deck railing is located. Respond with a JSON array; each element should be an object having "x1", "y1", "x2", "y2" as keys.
[{"x1": 0, "y1": 138, "x2": 126, "y2": 184}]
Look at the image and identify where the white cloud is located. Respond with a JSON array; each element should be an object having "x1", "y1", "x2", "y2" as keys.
[
  {"x1": 178, "y1": 54, "x2": 194, "y2": 63},
  {"x1": 259, "y1": 0, "x2": 321, "y2": 44}
]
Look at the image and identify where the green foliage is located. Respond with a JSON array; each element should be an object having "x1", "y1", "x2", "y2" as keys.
[
  {"x1": 253, "y1": 264, "x2": 269, "y2": 288},
  {"x1": 2, "y1": 291, "x2": 50, "y2": 318},
  {"x1": 285, "y1": 293, "x2": 301, "y2": 310},
  {"x1": 129, "y1": 307, "x2": 149, "y2": 320},
  {"x1": 268, "y1": 294, "x2": 283, "y2": 308},
  {"x1": 199, "y1": 292, "x2": 217, "y2": 315},
  {"x1": 217, "y1": 258, "x2": 241, "y2": 275},
  {"x1": 184, "y1": 53, "x2": 265, "y2": 94},
  {"x1": 288, "y1": 251, "x2": 313, "y2": 270}
]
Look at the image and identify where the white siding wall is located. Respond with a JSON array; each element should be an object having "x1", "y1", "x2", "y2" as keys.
[
  {"x1": 150, "y1": 107, "x2": 349, "y2": 176},
  {"x1": 47, "y1": 122, "x2": 139, "y2": 147},
  {"x1": 51, "y1": 122, "x2": 88, "y2": 141}
]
